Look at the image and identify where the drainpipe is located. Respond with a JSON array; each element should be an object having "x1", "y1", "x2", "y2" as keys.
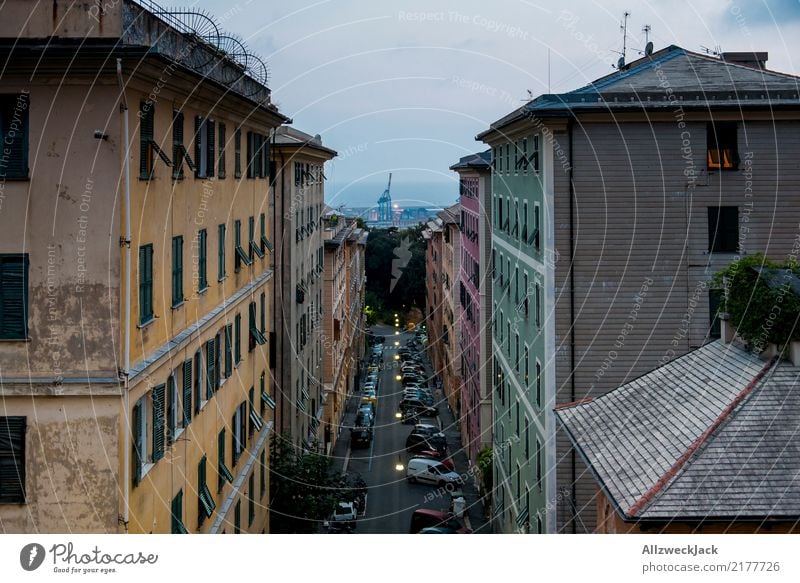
[
  {"x1": 567, "y1": 118, "x2": 577, "y2": 534},
  {"x1": 116, "y1": 58, "x2": 132, "y2": 533}
]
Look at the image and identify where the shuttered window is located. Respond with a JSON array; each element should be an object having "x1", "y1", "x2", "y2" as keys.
[
  {"x1": 259, "y1": 450, "x2": 266, "y2": 498},
  {"x1": 194, "y1": 350, "x2": 203, "y2": 413},
  {"x1": 260, "y1": 213, "x2": 273, "y2": 253},
  {"x1": 0, "y1": 254, "x2": 29, "y2": 340},
  {"x1": 234, "y1": 499, "x2": 241, "y2": 534},
  {"x1": 246, "y1": 131, "x2": 255, "y2": 179},
  {"x1": 138, "y1": 245, "x2": 153, "y2": 325},
  {"x1": 260, "y1": 292, "x2": 266, "y2": 334},
  {"x1": 139, "y1": 102, "x2": 171, "y2": 180},
  {"x1": 234, "y1": 313, "x2": 242, "y2": 364},
  {"x1": 217, "y1": 223, "x2": 226, "y2": 281},
  {"x1": 198, "y1": 456, "x2": 215, "y2": 524},
  {"x1": 182, "y1": 359, "x2": 192, "y2": 426},
  {"x1": 194, "y1": 116, "x2": 215, "y2": 178},
  {"x1": 206, "y1": 337, "x2": 217, "y2": 400},
  {"x1": 232, "y1": 404, "x2": 244, "y2": 464},
  {"x1": 0, "y1": 93, "x2": 29, "y2": 179},
  {"x1": 217, "y1": 122, "x2": 226, "y2": 178},
  {"x1": 166, "y1": 374, "x2": 177, "y2": 445},
  {"x1": 171, "y1": 490, "x2": 188, "y2": 533},
  {"x1": 172, "y1": 110, "x2": 195, "y2": 180},
  {"x1": 171, "y1": 235, "x2": 183, "y2": 307},
  {"x1": 249, "y1": 216, "x2": 264, "y2": 259},
  {"x1": 152, "y1": 384, "x2": 165, "y2": 462},
  {"x1": 248, "y1": 472, "x2": 255, "y2": 526},
  {"x1": 0, "y1": 416, "x2": 26, "y2": 503},
  {"x1": 198, "y1": 229, "x2": 208, "y2": 291},
  {"x1": 234, "y1": 128, "x2": 242, "y2": 178},
  {"x1": 132, "y1": 397, "x2": 147, "y2": 486},
  {"x1": 224, "y1": 323, "x2": 233, "y2": 378},
  {"x1": 218, "y1": 429, "x2": 234, "y2": 491},
  {"x1": 249, "y1": 302, "x2": 266, "y2": 350},
  {"x1": 234, "y1": 219, "x2": 252, "y2": 271}
]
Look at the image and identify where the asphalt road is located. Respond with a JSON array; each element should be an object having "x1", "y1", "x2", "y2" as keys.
[{"x1": 343, "y1": 324, "x2": 459, "y2": 534}]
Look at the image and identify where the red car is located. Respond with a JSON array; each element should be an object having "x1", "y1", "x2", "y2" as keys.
[
  {"x1": 409, "y1": 509, "x2": 471, "y2": 534},
  {"x1": 416, "y1": 450, "x2": 455, "y2": 471}
]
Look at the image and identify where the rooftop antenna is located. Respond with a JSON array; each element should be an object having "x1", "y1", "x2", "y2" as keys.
[
  {"x1": 700, "y1": 45, "x2": 723, "y2": 57},
  {"x1": 613, "y1": 11, "x2": 631, "y2": 69},
  {"x1": 642, "y1": 24, "x2": 653, "y2": 56}
]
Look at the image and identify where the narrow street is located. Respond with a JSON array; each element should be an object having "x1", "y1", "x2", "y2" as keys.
[{"x1": 331, "y1": 324, "x2": 488, "y2": 534}]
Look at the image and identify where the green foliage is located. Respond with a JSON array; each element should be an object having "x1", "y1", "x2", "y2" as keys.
[
  {"x1": 364, "y1": 225, "x2": 427, "y2": 322},
  {"x1": 476, "y1": 447, "x2": 493, "y2": 494},
  {"x1": 269, "y1": 435, "x2": 352, "y2": 533},
  {"x1": 712, "y1": 254, "x2": 800, "y2": 352}
]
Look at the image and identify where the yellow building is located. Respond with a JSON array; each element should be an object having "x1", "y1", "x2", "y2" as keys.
[
  {"x1": 0, "y1": 0, "x2": 285, "y2": 533},
  {"x1": 271, "y1": 128, "x2": 336, "y2": 451},
  {"x1": 321, "y1": 213, "x2": 368, "y2": 450}
]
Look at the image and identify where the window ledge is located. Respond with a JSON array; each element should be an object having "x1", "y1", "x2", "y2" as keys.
[
  {"x1": 218, "y1": 276, "x2": 227, "y2": 283},
  {"x1": 171, "y1": 301, "x2": 185, "y2": 310},
  {"x1": 141, "y1": 462, "x2": 155, "y2": 479},
  {"x1": 173, "y1": 427, "x2": 185, "y2": 442},
  {"x1": 137, "y1": 317, "x2": 156, "y2": 330},
  {"x1": 198, "y1": 286, "x2": 209, "y2": 296},
  {"x1": 0, "y1": 337, "x2": 31, "y2": 342}
]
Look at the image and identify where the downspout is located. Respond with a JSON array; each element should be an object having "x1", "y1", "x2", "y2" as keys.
[
  {"x1": 567, "y1": 117, "x2": 576, "y2": 534},
  {"x1": 116, "y1": 58, "x2": 132, "y2": 533},
  {"x1": 279, "y1": 150, "x2": 286, "y2": 436}
]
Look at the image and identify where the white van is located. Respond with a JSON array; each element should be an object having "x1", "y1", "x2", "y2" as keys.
[{"x1": 406, "y1": 458, "x2": 462, "y2": 486}]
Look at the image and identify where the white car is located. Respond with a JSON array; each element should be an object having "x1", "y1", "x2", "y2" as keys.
[{"x1": 331, "y1": 501, "x2": 357, "y2": 529}]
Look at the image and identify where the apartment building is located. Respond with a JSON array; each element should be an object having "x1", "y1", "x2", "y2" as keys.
[
  {"x1": 450, "y1": 151, "x2": 493, "y2": 466},
  {"x1": 438, "y1": 205, "x2": 462, "y2": 416},
  {"x1": 271, "y1": 127, "x2": 336, "y2": 451},
  {"x1": 0, "y1": 0, "x2": 285, "y2": 533},
  {"x1": 321, "y1": 212, "x2": 368, "y2": 451},
  {"x1": 423, "y1": 217, "x2": 444, "y2": 376},
  {"x1": 478, "y1": 45, "x2": 800, "y2": 533}
]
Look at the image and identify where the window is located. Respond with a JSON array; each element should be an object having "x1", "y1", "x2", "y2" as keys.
[
  {"x1": 249, "y1": 302, "x2": 267, "y2": 350},
  {"x1": 0, "y1": 93, "x2": 29, "y2": 179},
  {"x1": 260, "y1": 213, "x2": 273, "y2": 253},
  {"x1": 536, "y1": 361, "x2": 542, "y2": 408},
  {"x1": 198, "y1": 456, "x2": 215, "y2": 525},
  {"x1": 522, "y1": 138, "x2": 528, "y2": 175},
  {"x1": 139, "y1": 102, "x2": 171, "y2": 180},
  {"x1": 217, "y1": 122, "x2": 226, "y2": 178},
  {"x1": 234, "y1": 499, "x2": 241, "y2": 534},
  {"x1": 0, "y1": 416, "x2": 26, "y2": 502},
  {"x1": 224, "y1": 324, "x2": 233, "y2": 378},
  {"x1": 536, "y1": 439, "x2": 542, "y2": 489},
  {"x1": 0, "y1": 254, "x2": 29, "y2": 340},
  {"x1": 235, "y1": 313, "x2": 242, "y2": 364},
  {"x1": 194, "y1": 116, "x2": 215, "y2": 178},
  {"x1": 232, "y1": 402, "x2": 246, "y2": 464},
  {"x1": 152, "y1": 384, "x2": 165, "y2": 462},
  {"x1": 171, "y1": 235, "x2": 183, "y2": 307},
  {"x1": 206, "y1": 337, "x2": 218, "y2": 399},
  {"x1": 171, "y1": 110, "x2": 195, "y2": 179},
  {"x1": 707, "y1": 122, "x2": 738, "y2": 170},
  {"x1": 531, "y1": 134, "x2": 540, "y2": 173},
  {"x1": 234, "y1": 128, "x2": 242, "y2": 178},
  {"x1": 260, "y1": 450, "x2": 266, "y2": 498},
  {"x1": 166, "y1": 374, "x2": 178, "y2": 445},
  {"x1": 218, "y1": 429, "x2": 234, "y2": 491},
  {"x1": 532, "y1": 204, "x2": 541, "y2": 249},
  {"x1": 249, "y1": 216, "x2": 264, "y2": 260},
  {"x1": 709, "y1": 289, "x2": 723, "y2": 339},
  {"x1": 171, "y1": 490, "x2": 188, "y2": 533},
  {"x1": 260, "y1": 292, "x2": 266, "y2": 334},
  {"x1": 132, "y1": 396, "x2": 147, "y2": 485},
  {"x1": 234, "y1": 220, "x2": 252, "y2": 271},
  {"x1": 218, "y1": 224, "x2": 226, "y2": 281},
  {"x1": 248, "y1": 472, "x2": 255, "y2": 526},
  {"x1": 708, "y1": 206, "x2": 738, "y2": 253},
  {"x1": 182, "y1": 358, "x2": 192, "y2": 426},
  {"x1": 197, "y1": 229, "x2": 208, "y2": 291},
  {"x1": 524, "y1": 418, "x2": 530, "y2": 460},
  {"x1": 535, "y1": 283, "x2": 541, "y2": 328},
  {"x1": 194, "y1": 350, "x2": 203, "y2": 414},
  {"x1": 522, "y1": 201, "x2": 529, "y2": 241},
  {"x1": 138, "y1": 245, "x2": 153, "y2": 325}
]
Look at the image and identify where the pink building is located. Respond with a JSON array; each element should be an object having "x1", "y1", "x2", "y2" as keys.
[{"x1": 450, "y1": 151, "x2": 492, "y2": 465}]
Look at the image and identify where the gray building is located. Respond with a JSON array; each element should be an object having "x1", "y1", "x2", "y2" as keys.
[{"x1": 479, "y1": 45, "x2": 800, "y2": 532}]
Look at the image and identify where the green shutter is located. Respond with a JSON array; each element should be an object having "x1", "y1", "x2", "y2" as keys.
[
  {"x1": 218, "y1": 430, "x2": 234, "y2": 487},
  {"x1": 171, "y1": 490, "x2": 187, "y2": 533},
  {"x1": 224, "y1": 324, "x2": 233, "y2": 378},
  {"x1": 218, "y1": 122, "x2": 226, "y2": 178},
  {"x1": 172, "y1": 236, "x2": 183, "y2": 306},
  {"x1": 0, "y1": 94, "x2": 29, "y2": 178},
  {"x1": 172, "y1": 110, "x2": 184, "y2": 180},
  {"x1": 234, "y1": 313, "x2": 242, "y2": 363},
  {"x1": 206, "y1": 338, "x2": 216, "y2": 399},
  {"x1": 0, "y1": 255, "x2": 28, "y2": 340},
  {"x1": 194, "y1": 116, "x2": 202, "y2": 178},
  {"x1": 152, "y1": 384, "x2": 165, "y2": 462},
  {"x1": 166, "y1": 375, "x2": 176, "y2": 445},
  {"x1": 260, "y1": 292, "x2": 266, "y2": 334},
  {"x1": 234, "y1": 500, "x2": 241, "y2": 534},
  {"x1": 218, "y1": 224, "x2": 226, "y2": 280},
  {"x1": 207, "y1": 119, "x2": 215, "y2": 178},
  {"x1": 246, "y1": 131, "x2": 254, "y2": 178},
  {"x1": 248, "y1": 473, "x2": 255, "y2": 525},
  {"x1": 198, "y1": 229, "x2": 207, "y2": 290},
  {"x1": 138, "y1": 245, "x2": 153, "y2": 324},
  {"x1": 182, "y1": 359, "x2": 192, "y2": 426},
  {"x1": 234, "y1": 128, "x2": 241, "y2": 178},
  {"x1": 194, "y1": 351, "x2": 202, "y2": 414},
  {"x1": 132, "y1": 402, "x2": 142, "y2": 486},
  {"x1": 139, "y1": 102, "x2": 154, "y2": 179}
]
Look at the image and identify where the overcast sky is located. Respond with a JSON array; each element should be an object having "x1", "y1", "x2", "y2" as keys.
[{"x1": 168, "y1": 0, "x2": 800, "y2": 208}]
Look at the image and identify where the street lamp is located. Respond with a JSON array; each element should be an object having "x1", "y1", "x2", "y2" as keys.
[{"x1": 395, "y1": 374, "x2": 402, "y2": 381}]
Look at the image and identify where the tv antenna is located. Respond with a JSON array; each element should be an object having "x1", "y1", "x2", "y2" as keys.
[
  {"x1": 642, "y1": 24, "x2": 654, "y2": 56},
  {"x1": 700, "y1": 45, "x2": 722, "y2": 57},
  {"x1": 613, "y1": 11, "x2": 631, "y2": 69}
]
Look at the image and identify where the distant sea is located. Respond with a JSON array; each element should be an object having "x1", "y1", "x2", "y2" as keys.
[{"x1": 325, "y1": 180, "x2": 459, "y2": 210}]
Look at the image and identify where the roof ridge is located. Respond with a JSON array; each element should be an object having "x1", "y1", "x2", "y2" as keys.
[{"x1": 627, "y1": 356, "x2": 778, "y2": 518}]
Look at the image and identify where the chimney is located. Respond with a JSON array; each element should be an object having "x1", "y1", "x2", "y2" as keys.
[
  {"x1": 790, "y1": 341, "x2": 800, "y2": 367},
  {"x1": 721, "y1": 51, "x2": 768, "y2": 70}
]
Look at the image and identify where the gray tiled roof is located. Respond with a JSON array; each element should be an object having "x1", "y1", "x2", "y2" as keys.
[
  {"x1": 479, "y1": 45, "x2": 800, "y2": 139},
  {"x1": 449, "y1": 149, "x2": 491, "y2": 171},
  {"x1": 556, "y1": 341, "x2": 800, "y2": 521}
]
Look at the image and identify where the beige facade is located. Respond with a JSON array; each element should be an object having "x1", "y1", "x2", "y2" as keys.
[
  {"x1": 271, "y1": 128, "x2": 336, "y2": 451},
  {"x1": 321, "y1": 213, "x2": 367, "y2": 451},
  {"x1": 439, "y1": 205, "x2": 462, "y2": 416},
  {"x1": 0, "y1": 0, "x2": 284, "y2": 533}
]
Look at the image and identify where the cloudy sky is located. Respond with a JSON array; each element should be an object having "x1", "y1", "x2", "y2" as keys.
[{"x1": 167, "y1": 0, "x2": 800, "y2": 208}]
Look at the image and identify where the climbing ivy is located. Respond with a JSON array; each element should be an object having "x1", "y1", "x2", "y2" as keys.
[{"x1": 711, "y1": 254, "x2": 800, "y2": 352}]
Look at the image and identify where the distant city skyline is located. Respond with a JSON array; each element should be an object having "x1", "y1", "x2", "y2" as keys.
[{"x1": 326, "y1": 179, "x2": 459, "y2": 210}]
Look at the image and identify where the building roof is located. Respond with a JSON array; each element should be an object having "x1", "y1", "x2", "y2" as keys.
[
  {"x1": 479, "y1": 45, "x2": 800, "y2": 139},
  {"x1": 556, "y1": 340, "x2": 800, "y2": 522},
  {"x1": 438, "y1": 203, "x2": 460, "y2": 225},
  {"x1": 449, "y1": 149, "x2": 491, "y2": 171},
  {"x1": 273, "y1": 126, "x2": 337, "y2": 157}
]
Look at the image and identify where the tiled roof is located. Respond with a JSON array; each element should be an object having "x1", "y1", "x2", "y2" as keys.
[
  {"x1": 556, "y1": 341, "x2": 800, "y2": 521},
  {"x1": 479, "y1": 45, "x2": 800, "y2": 139},
  {"x1": 450, "y1": 149, "x2": 491, "y2": 171},
  {"x1": 274, "y1": 126, "x2": 337, "y2": 156},
  {"x1": 438, "y1": 203, "x2": 460, "y2": 225}
]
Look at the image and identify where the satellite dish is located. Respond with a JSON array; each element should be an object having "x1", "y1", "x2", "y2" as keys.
[
  {"x1": 645, "y1": 41, "x2": 654, "y2": 56},
  {"x1": 617, "y1": 56, "x2": 626, "y2": 70}
]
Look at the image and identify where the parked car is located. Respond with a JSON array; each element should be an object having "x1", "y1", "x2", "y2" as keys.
[
  {"x1": 409, "y1": 509, "x2": 470, "y2": 534},
  {"x1": 403, "y1": 392, "x2": 434, "y2": 406},
  {"x1": 361, "y1": 390, "x2": 377, "y2": 407},
  {"x1": 331, "y1": 501, "x2": 357, "y2": 530},
  {"x1": 406, "y1": 458, "x2": 462, "y2": 486},
  {"x1": 400, "y1": 398, "x2": 437, "y2": 415},
  {"x1": 350, "y1": 426, "x2": 372, "y2": 448},
  {"x1": 355, "y1": 410, "x2": 374, "y2": 427},
  {"x1": 406, "y1": 432, "x2": 447, "y2": 454},
  {"x1": 415, "y1": 451, "x2": 455, "y2": 471},
  {"x1": 418, "y1": 527, "x2": 456, "y2": 534},
  {"x1": 410, "y1": 423, "x2": 439, "y2": 436}
]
